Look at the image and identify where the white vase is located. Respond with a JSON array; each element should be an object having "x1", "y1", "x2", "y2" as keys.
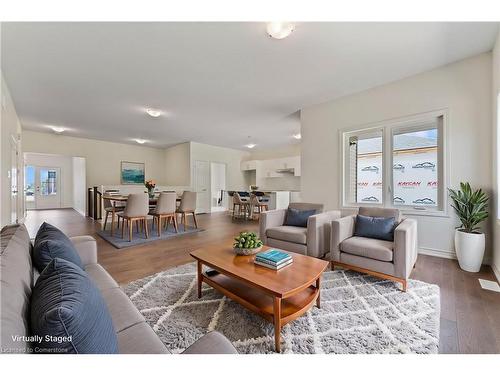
[{"x1": 454, "y1": 229, "x2": 485, "y2": 272}]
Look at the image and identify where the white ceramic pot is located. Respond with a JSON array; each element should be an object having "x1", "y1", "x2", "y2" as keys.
[{"x1": 454, "y1": 229, "x2": 485, "y2": 272}]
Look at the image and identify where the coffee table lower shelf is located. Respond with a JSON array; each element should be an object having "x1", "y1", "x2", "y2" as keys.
[{"x1": 200, "y1": 271, "x2": 320, "y2": 352}]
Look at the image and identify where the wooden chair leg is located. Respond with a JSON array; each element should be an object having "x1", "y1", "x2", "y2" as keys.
[
  {"x1": 152, "y1": 216, "x2": 155, "y2": 231},
  {"x1": 232, "y1": 204, "x2": 236, "y2": 218},
  {"x1": 183, "y1": 213, "x2": 186, "y2": 230},
  {"x1": 192, "y1": 212, "x2": 198, "y2": 228},
  {"x1": 173, "y1": 215, "x2": 178, "y2": 233},
  {"x1": 144, "y1": 218, "x2": 149, "y2": 238},
  {"x1": 157, "y1": 216, "x2": 161, "y2": 237},
  {"x1": 129, "y1": 219, "x2": 133, "y2": 242},
  {"x1": 121, "y1": 217, "x2": 125, "y2": 238},
  {"x1": 103, "y1": 211, "x2": 109, "y2": 230},
  {"x1": 165, "y1": 216, "x2": 171, "y2": 232}
]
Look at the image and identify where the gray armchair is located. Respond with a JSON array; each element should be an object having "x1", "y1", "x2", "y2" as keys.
[
  {"x1": 259, "y1": 203, "x2": 341, "y2": 258},
  {"x1": 330, "y1": 207, "x2": 418, "y2": 291}
]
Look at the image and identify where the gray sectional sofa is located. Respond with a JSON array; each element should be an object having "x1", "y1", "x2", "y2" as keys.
[{"x1": 0, "y1": 224, "x2": 237, "y2": 354}]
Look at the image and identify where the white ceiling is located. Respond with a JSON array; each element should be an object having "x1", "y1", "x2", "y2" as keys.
[{"x1": 2, "y1": 22, "x2": 498, "y2": 150}]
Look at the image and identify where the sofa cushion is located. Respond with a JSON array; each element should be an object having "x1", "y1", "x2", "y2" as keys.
[
  {"x1": 100, "y1": 288, "x2": 145, "y2": 333},
  {"x1": 182, "y1": 331, "x2": 238, "y2": 354},
  {"x1": 85, "y1": 264, "x2": 119, "y2": 292},
  {"x1": 284, "y1": 208, "x2": 316, "y2": 227},
  {"x1": 340, "y1": 236, "x2": 394, "y2": 262},
  {"x1": 31, "y1": 258, "x2": 118, "y2": 353},
  {"x1": 354, "y1": 214, "x2": 396, "y2": 241},
  {"x1": 266, "y1": 226, "x2": 307, "y2": 245},
  {"x1": 33, "y1": 222, "x2": 83, "y2": 272},
  {"x1": 117, "y1": 322, "x2": 169, "y2": 354},
  {"x1": 0, "y1": 224, "x2": 33, "y2": 354}
]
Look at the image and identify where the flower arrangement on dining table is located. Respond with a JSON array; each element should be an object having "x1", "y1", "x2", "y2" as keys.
[{"x1": 145, "y1": 179, "x2": 156, "y2": 197}]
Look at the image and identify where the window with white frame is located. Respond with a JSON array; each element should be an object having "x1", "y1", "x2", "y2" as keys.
[{"x1": 342, "y1": 112, "x2": 446, "y2": 214}]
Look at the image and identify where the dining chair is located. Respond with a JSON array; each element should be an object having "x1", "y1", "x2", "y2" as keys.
[
  {"x1": 117, "y1": 193, "x2": 150, "y2": 241},
  {"x1": 232, "y1": 192, "x2": 250, "y2": 219},
  {"x1": 150, "y1": 192, "x2": 178, "y2": 236},
  {"x1": 176, "y1": 191, "x2": 198, "y2": 230},
  {"x1": 249, "y1": 194, "x2": 269, "y2": 219},
  {"x1": 102, "y1": 197, "x2": 124, "y2": 236}
]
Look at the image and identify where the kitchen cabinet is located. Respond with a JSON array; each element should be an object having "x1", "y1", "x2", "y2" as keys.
[{"x1": 240, "y1": 160, "x2": 258, "y2": 171}]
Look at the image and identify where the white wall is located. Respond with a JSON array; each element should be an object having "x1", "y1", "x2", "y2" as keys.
[
  {"x1": 492, "y1": 31, "x2": 500, "y2": 281},
  {"x1": 72, "y1": 157, "x2": 86, "y2": 215},
  {"x1": 247, "y1": 144, "x2": 301, "y2": 161},
  {"x1": 190, "y1": 142, "x2": 250, "y2": 191},
  {"x1": 164, "y1": 142, "x2": 191, "y2": 186},
  {"x1": 301, "y1": 53, "x2": 493, "y2": 261},
  {"x1": 22, "y1": 131, "x2": 167, "y2": 188},
  {"x1": 245, "y1": 144, "x2": 302, "y2": 191},
  {"x1": 0, "y1": 72, "x2": 23, "y2": 227}
]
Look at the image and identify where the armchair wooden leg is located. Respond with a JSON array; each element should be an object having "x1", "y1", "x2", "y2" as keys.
[{"x1": 401, "y1": 280, "x2": 407, "y2": 292}]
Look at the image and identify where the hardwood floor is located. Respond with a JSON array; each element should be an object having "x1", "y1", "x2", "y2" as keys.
[{"x1": 24, "y1": 208, "x2": 500, "y2": 354}]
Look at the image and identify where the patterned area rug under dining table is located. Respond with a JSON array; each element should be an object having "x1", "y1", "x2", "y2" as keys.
[{"x1": 122, "y1": 262, "x2": 440, "y2": 354}]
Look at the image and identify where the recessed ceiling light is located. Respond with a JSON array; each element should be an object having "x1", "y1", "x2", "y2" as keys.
[
  {"x1": 246, "y1": 143, "x2": 256, "y2": 149},
  {"x1": 50, "y1": 126, "x2": 65, "y2": 134},
  {"x1": 266, "y1": 22, "x2": 295, "y2": 40},
  {"x1": 135, "y1": 139, "x2": 147, "y2": 144},
  {"x1": 145, "y1": 108, "x2": 162, "y2": 118},
  {"x1": 292, "y1": 133, "x2": 302, "y2": 140}
]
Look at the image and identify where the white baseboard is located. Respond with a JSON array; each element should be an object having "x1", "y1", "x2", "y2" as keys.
[
  {"x1": 493, "y1": 263, "x2": 500, "y2": 284},
  {"x1": 418, "y1": 246, "x2": 492, "y2": 266},
  {"x1": 418, "y1": 247, "x2": 456, "y2": 260}
]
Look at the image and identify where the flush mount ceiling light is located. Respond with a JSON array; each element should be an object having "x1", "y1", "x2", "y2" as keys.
[
  {"x1": 266, "y1": 22, "x2": 295, "y2": 40},
  {"x1": 50, "y1": 126, "x2": 65, "y2": 134},
  {"x1": 135, "y1": 139, "x2": 147, "y2": 144},
  {"x1": 292, "y1": 133, "x2": 302, "y2": 140},
  {"x1": 246, "y1": 143, "x2": 256, "y2": 149},
  {"x1": 145, "y1": 108, "x2": 162, "y2": 118}
]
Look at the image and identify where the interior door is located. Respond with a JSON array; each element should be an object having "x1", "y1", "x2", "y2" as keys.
[
  {"x1": 193, "y1": 160, "x2": 210, "y2": 214},
  {"x1": 35, "y1": 166, "x2": 62, "y2": 209}
]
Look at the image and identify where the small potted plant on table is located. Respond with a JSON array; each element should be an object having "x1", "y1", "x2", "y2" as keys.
[
  {"x1": 233, "y1": 231, "x2": 263, "y2": 255},
  {"x1": 449, "y1": 182, "x2": 489, "y2": 272}
]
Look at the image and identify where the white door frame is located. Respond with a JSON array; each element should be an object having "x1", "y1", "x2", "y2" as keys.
[
  {"x1": 210, "y1": 162, "x2": 227, "y2": 212},
  {"x1": 9, "y1": 135, "x2": 19, "y2": 223}
]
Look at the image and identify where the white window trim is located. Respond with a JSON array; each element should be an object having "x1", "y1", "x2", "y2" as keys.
[{"x1": 339, "y1": 109, "x2": 450, "y2": 218}]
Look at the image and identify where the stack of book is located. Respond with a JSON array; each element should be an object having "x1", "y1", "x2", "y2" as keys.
[{"x1": 254, "y1": 249, "x2": 293, "y2": 270}]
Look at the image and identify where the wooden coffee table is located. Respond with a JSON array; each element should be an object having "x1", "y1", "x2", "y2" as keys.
[{"x1": 190, "y1": 245, "x2": 329, "y2": 352}]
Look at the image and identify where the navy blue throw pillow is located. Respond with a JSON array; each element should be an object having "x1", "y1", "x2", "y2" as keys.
[
  {"x1": 30, "y1": 258, "x2": 118, "y2": 354},
  {"x1": 284, "y1": 208, "x2": 317, "y2": 228},
  {"x1": 33, "y1": 222, "x2": 83, "y2": 272},
  {"x1": 354, "y1": 214, "x2": 396, "y2": 241}
]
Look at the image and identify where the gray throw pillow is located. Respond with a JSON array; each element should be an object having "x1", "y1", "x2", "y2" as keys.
[
  {"x1": 354, "y1": 214, "x2": 396, "y2": 241},
  {"x1": 33, "y1": 222, "x2": 83, "y2": 272},
  {"x1": 30, "y1": 258, "x2": 118, "y2": 354},
  {"x1": 284, "y1": 208, "x2": 317, "y2": 228}
]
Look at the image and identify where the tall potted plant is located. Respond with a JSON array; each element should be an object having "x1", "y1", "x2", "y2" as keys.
[{"x1": 448, "y1": 182, "x2": 489, "y2": 272}]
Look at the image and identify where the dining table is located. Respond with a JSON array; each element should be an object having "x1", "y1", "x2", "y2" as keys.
[{"x1": 102, "y1": 193, "x2": 182, "y2": 235}]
